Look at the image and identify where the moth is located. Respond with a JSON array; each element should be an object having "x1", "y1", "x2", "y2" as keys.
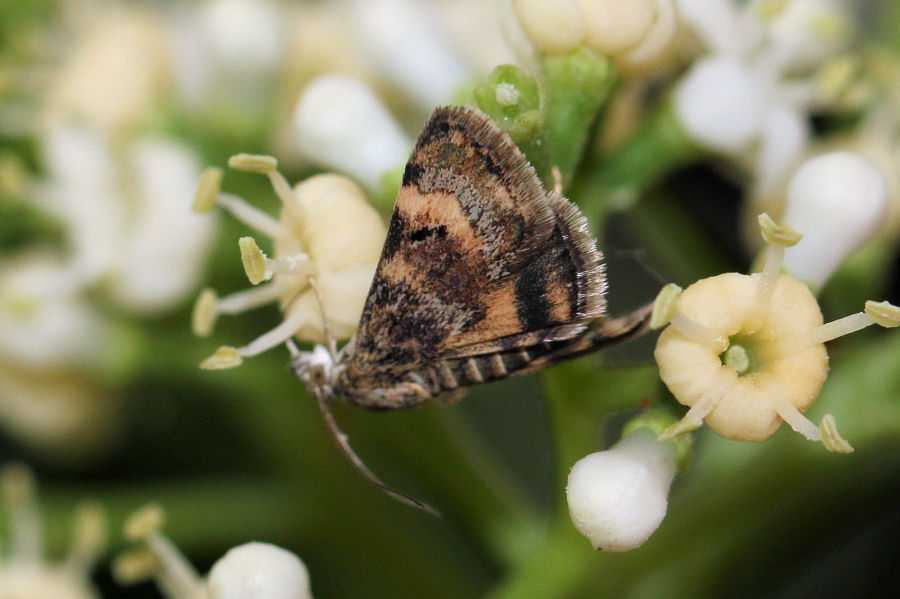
[{"x1": 289, "y1": 106, "x2": 651, "y2": 514}]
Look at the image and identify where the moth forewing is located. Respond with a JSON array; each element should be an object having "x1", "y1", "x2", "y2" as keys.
[{"x1": 290, "y1": 105, "x2": 652, "y2": 514}]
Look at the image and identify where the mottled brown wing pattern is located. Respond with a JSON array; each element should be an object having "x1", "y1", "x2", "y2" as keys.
[{"x1": 345, "y1": 106, "x2": 607, "y2": 389}]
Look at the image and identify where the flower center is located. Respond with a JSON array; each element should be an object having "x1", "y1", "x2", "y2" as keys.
[{"x1": 721, "y1": 334, "x2": 758, "y2": 376}]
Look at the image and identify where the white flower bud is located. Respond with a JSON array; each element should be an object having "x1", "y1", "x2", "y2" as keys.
[
  {"x1": 512, "y1": 0, "x2": 587, "y2": 54},
  {"x1": 752, "y1": 104, "x2": 809, "y2": 197},
  {"x1": 292, "y1": 75, "x2": 411, "y2": 190},
  {"x1": 352, "y1": 0, "x2": 472, "y2": 109},
  {"x1": 207, "y1": 542, "x2": 313, "y2": 599},
  {"x1": 781, "y1": 152, "x2": 888, "y2": 289},
  {"x1": 45, "y1": 9, "x2": 171, "y2": 133},
  {"x1": 677, "y1": 0, "x2": 758, "y2": 56},
  {"x1": 578, "y1": 0, "x2": 657, "y2": 54},
  {"x1": 199, "y1": 0, "x2": 285, "y2": 73},
  {"x1": 674, "y1": 56, "x2": 765, "y2": 153},
  {"x1": 567, "y1": 430, "x2": 676, "y2": 552}
]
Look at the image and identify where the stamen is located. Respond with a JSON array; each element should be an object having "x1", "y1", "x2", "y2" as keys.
[
  {"x1": 755, "y1": 213, "x2": 801, "y2": 303},
  {"x1": 772, "y1": 399, "x2": 821, "y2": 441},
  {"x1": 217, "y1": 193, "x2": 283, "y2": 239},
  {"x1": 200, "y1": 346, "x2": 243, "y2": 370},
  {"x1": 239, "y1": 237, "x2": 310, "y2": 285},
  {"x1": 758, "y1": 213, "x2": 803, "y2": 248},
  {"x1": 267, "y1": 170, "x2": 297, "y2": 206},
  {"x1": 236, "y1": 308, "x2": 310, "y2": 358},
  {"x1": 112, "y1": 548, "x2": 159, "y2": 584},
  {"x1": 216, "y1": 283, "x2": 283, "y2": 314},
  {"x1": 650, "y1": 283, "x2": 682, "y2": 330},
  {"x1": 192, "y1": 168, "x2": 223, "y2": 214},
  {"x1": 865, "y1": 300, "x2": 900, "y2": 328},
  {"x1": 124, "y1": 504, "x2": 164, "y2": 542},
  {"x1": 669, "y1": 312, "x2": 727, "y2": 347},
  {"x1": 145, "y1": 533, "x2": 206, "y2": 599},
  {"x1": 64, "y1": 502, "x2": 106, "y2": 575},
  {"x1": 122, "y1": 505, "x2": 205, "y2": 599},
  {"x1": 820, "y1": 414, "x2": 854, "y2": 453},
  {"x1": 191, "y1": 288, "x2": 219, "y2": 337},
  {"x1": 659, "y1": 376, "x2": 735, "y2": 440},
  {"x1": 779, "y1": 311, "x2": 874, "y2": 355},
  {"x1": 1, "y1": 463, "x2": 42, "y2": 564},
  {"x1": 239, "y1": 237, "x2": 268, "y2": 285},
  {"x1": 228, "y1": 153, "x2": 278, "y2": 174}
]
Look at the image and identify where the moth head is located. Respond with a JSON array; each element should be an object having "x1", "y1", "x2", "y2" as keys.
[{"x1": 290, "y1": 344, "x2": 340, "y2": 393}]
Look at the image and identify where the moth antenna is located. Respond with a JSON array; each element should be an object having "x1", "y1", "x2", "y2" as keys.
[
  {"x1": 306, "y1": 276, "x2": 338, "y2": 361},
  {"x1": 285, "y1": 338, "x2": 301, "y2": 358},
  {"x1": 312, "y1": 389, "x2": 441, "y2": 517},
  {"x1": 551, "y1": 165, "x2": 563, "y2": 194}
]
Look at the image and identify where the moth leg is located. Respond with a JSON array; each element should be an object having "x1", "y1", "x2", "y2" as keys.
[
  {"x1": 305, "y1": 276, "x2": 339, "y2": 360},
  {"x1": 396, "y1": 380, "x2": 432, "y2": 401},
  {"x1": 312, "y1": 387, "x2": 441, "y2": 517}
]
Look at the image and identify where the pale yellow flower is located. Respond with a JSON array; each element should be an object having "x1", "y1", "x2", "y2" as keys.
[
  {"x1": 653, "y1": 214, "x2": 899, "y2": 450},
  {"x1": 191, "y1": 156, "x2": 386, "y2": 369}
]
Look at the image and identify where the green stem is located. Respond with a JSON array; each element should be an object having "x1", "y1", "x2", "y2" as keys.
[
  {"x1": 575, "y1": 100, "x2": 701, "y2": 232},
  {"x1": 539, "y1": 49, "x2": 616, "y2": 188}
]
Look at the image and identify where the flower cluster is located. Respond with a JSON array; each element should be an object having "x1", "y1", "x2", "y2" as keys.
[
  {"x1": 114, "y1": 504, "x2": 313, "y2": 599},
  {"x1": 0, "y1": 463, "x2": 105, "y2": 599},
  {"x1": 3, "y1": 0, "x2": 900, "y2": 596}
]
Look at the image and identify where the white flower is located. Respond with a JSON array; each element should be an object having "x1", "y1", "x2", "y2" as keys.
[
  {"x1": 35, "y1": 125, "x2": 217, "y2": 313},
  {"x1": 292, "y1": 75, "x2": 411, "y2": 191},
  {"x1": 674, "y1": 55, "x2": 767, "y2": 153},
  {"x1": 43, "y1": 7, "x2": 172, "y2": 135},
  {"x1": 115, "y1": 505, "x2": 314, "y2": 599},
  {"x1": 567, "y1": 429, "x2": 677, "y2": 551},
  {"x1": 780, "y1": 151, "x2": 888, "y2": 289},
  {"x1": 652, "y1": 214, "x2": 900, "y2": 450},
  {"x1": 351, "y1": 0, "x2": 472, "y2": 110},
  {"x1": 674, "y1": 0, "x2": 854, "y2": 197},
  {"x1": 0, "y1": 253, "x2": 122, "y2": 462},
  {"x1": 170, "y1": 0, "x2": 287, "y2": 108},
  {"x1": 109, "y1": 139, "x2": 219, "y2": 313},
  {"x1": 191, "y1": 156, "x2": 386, "y2": 368},
  {"x1": 0, "y1": 253, "x2": 107, "y2": 369},
  {"x1": 0, "y1": 463, "x2": 106, "y2": 599}
]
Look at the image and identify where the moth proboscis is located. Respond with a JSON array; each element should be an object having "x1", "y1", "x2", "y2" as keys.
[{"x1": 289, "y1": 106, "x2": 652, "y2": 516}]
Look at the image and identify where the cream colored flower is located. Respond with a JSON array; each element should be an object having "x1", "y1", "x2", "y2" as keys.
[
  {"x1": 0, "y1": 463, "x2": 106, "y2": 599},
  {"x1": 292, "y1": 75, "x2": 411, "y2": 192},
  {"x1": 114, "y1": 505, "x2": 314, "y2": 599},
  {"x1": 511, "y1": 0, "x2": 679, "y2": 72},
  {"x1": 43, "y1": 7, "x2": 172, "y2": 135},
  {"x1": 0, "y1": 254, "x2": 122, "y2": 460},
  {"x1": 191, "y1": 156, "x2": 386, "y2": 369},
  {"x1": 653, "y1": 214, "x2": 899, "y2": 450}
]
